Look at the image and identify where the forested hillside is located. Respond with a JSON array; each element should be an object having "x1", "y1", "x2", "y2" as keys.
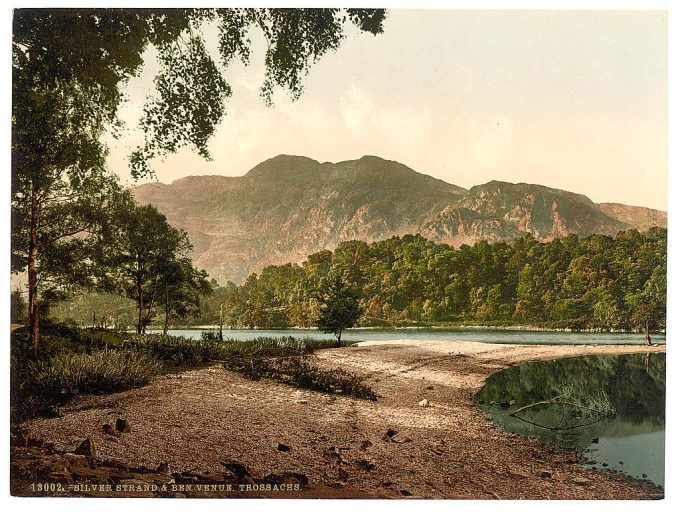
[
  {"x1": 52, "y1": 228, "x2": 666, "y2": 332},
  {"x1": 204, "y1": 228, "x2": 665, "y2": 331}
]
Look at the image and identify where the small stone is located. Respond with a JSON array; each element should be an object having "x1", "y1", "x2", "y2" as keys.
[
  {"x1": 47, "y1": 469, "x2": 73, "y2": 483},
  {"x1": 382, "y1": 429, "x2": 399, "y2": 442},
  {"x1": 540, "y1": 470, "x2": 552, "y2": 479},
  {"x1": 63, "y1": 453, "x2": 89, "y2": 468},
  {"x1": 115, "y1": 418, "x2": 131, "y2": 433},
  {"x1": 418, "y1": 399, "x2": 430, "y2": 407},
  {"x1": 429, "y1": 445, "x2": 444, "y2": 456},
  {"x1": 102, "y1": 423, "x2": 116, "y2": 435},
  {"x1": 74, "y1": 437, "x2": 96, "y2": 458},
  {"x1": 361, "y1": 440, "x2": 373, "y2": 451},
  {"x1": 592, "y1": 438, "x2": 599, "y2": 444},
  {"x1": 571, "y1": 477, "x2": 591, "y2": 486},
  {"x1": 281, "y1": 472, "x2": 308, "y2": 486},
  {"x1": 425, "y1": 386, "x2": 434, "y2": 390},
  {"x1": 354, "y1": 459, "x2": 376, "y2": 471},
  {"x1": 390, "y1": 433, "x2": 412, "y2": 444},
  {"x1": 220, "y1": 461, "x2": 253, "y2": 479},
  {"x1": 400, "y1": 489, "x2": 413, "y2": 496},
  {"x1": 277, "y1": 443, "x2": 291, "y2": 452}
]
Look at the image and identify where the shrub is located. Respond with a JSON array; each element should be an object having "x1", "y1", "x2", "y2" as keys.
[
  {"x1": 12, "y1": 349, "x2": 162, "y2": 421},
  {"x1": 222, "y1": 353, "x2": 376, "y2": 401},
  {"x1": 131, "y1": 334, "x2": 225, "y2": 365}
]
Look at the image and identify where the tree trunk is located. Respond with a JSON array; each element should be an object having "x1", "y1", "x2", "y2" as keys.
[
  {"x1": 136, "y1": 280, "x2": 144, "y2": 335},
  {"x1": 163, "y1": 292, "x2": 169, "y2": 336},
  {"x1": 645, "y1": 321, "x2": 652, "y2": 346},
  {"x1": 27, "y1": 183, "x2": 40, "y2": 357},
  {"x1": 219, "y1": 303, "x2": 224, "y2": 341},
  {"x1": 336, "y1": 330, "x2": 342, "y2": 348}
]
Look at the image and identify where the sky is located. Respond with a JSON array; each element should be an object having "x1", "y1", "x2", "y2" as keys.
[{"x1": 106, "y1": 9, "x2": 668, "y2": 210}]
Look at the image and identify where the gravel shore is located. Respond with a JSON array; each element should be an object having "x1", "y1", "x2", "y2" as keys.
[{"x1": 19, "y1": 340, "x2": 665, "y2": 499}]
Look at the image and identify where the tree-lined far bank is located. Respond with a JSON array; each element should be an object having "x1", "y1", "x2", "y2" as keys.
[{"x1": 204, "y1": 229, "x2": 666, "y2": 333}]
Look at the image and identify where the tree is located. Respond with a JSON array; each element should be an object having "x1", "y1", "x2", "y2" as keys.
[
  {"x1": 627, "y1": 265, "x2": 666, "y2": 342},
  {"x1": 158, "y1": 258, "x2": 212, "y2": 335},
  {"x1": 12, "y1": 7, "x2": 386, "y2": 354},
  {"x1": 103, "y1": 194, "x2": 195, "y2": 334},
  {"x1": 315, "y1": 275, "x2": 362, "y2": 347},
  {"x1": 10, "y1": 290, "x2": 28, "y2": 324}
]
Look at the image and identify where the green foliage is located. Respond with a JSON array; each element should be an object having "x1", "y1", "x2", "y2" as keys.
[
  {"x1": 12, "y1": 348, "x2": 161, "y2": 421},
  {"x1": 11, "y1": 290, "x2": 27, "y2": 324},
  {"x1": 49, "y1": 292, "x2": 138, "y2": 329},
  {"x1": 227, "y1": 355, "x2": 377, "y2": 401},
  {"x1": 314, "y1": 275, "x2": 363, "y2": 344},
  {"x1": 130, "y1": 334, "x2": 227, "y2": 366},
  {"x1": 12, "y1": 8, "x2": 385, "y2": 355},
  {"x1": 191, "y1": 229, "x2": 666, "y2": 332},
  {"x1": 99, "y1": 193, "x2": 210, "y2": 334}
]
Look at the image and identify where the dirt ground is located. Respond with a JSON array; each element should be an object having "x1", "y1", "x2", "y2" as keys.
[{"x1": 17, "y1": 340, "x2": 666, "y2": 499}]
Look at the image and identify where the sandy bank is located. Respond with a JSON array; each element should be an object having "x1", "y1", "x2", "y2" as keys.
[{"x1": 17, "y1": 340, "x2": 665, "y2": 499}]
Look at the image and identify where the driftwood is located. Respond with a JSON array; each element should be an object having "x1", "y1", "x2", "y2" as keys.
[
  {"x1": 509, "y1": 396, "x2": 604, "y2": 417},
  {"x1": 508, "y1": 396, "x2": 609, "y2": 433}
]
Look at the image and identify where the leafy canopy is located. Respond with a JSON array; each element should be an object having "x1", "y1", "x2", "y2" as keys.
[
  {"x1": 14, "y1": 8, "x2": 386, "y2": 179},
  {"x1": 315, "y1": 275, "x2": 363, "y2": 343}
]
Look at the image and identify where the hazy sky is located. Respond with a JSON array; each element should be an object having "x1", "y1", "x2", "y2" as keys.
[{"x1": 106, "y1": 9, "x2": 668, "y2": 210}]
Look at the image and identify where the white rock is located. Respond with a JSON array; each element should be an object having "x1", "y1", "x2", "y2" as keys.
[{"x1": 419, "y1": 399, "x2": 430, "y2": 407}]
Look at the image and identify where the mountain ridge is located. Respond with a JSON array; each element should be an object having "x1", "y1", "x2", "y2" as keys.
[{"x1": 132, "y1": 155, "x2": 666, "y2": 284}]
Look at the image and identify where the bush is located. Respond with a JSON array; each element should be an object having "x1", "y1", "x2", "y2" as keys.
[
  {"x1": 130, "y1": 334, "x2": 225, "y2": 366},
  {"x1": 227, "y1": 355, "x2": 377, "y2": 400},
  {"x1": 10, "y1": 323, "x2": 366, "y2": 421},
  {"x1": 11, "y1": 349, "x2": 161, "y2": 421},
  {"x1": 11, "y1": 321, "x2": 131, "y2": 360}
]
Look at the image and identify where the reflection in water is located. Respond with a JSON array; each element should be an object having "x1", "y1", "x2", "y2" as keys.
[{"x1": 475, "y1": 353, "x2": 665, "y2": 487}]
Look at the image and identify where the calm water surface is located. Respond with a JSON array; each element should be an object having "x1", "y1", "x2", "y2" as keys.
[
  {"x1": 153, "y1": 327, "x2": 665, "y2": 345},
  {"x1": 475, "y1": 353, "x2": 665, "y2": 487}
]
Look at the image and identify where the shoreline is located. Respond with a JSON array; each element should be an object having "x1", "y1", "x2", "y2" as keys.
[
  {"x1": 148, "y1": 324, "x2": 666, "y2": 335},
  {"x1": 13, "y1": 340, "x2": 665, "y2": 499}
]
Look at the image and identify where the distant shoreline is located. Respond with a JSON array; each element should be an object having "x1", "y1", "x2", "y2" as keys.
[{"x1": 144, "y1": 324, "x2": 665, "y2": 335}]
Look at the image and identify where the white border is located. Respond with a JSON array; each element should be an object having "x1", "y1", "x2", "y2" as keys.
[{"x1": 2, "y1": 1, "x2": 676, "y2": 512}]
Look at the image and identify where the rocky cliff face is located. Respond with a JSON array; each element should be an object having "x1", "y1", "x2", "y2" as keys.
[
  {"x1": 132, "y1": 155, "x2": 666, "y2": 284},
  {"x1": 598, "y1": 203, "x2": 668, "y2": 233}
]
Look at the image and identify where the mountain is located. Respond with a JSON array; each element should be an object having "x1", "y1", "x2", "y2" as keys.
[
  {"x1": 132, "y1": 155, "x2": 666, "y2": 284},
  {"x1": 598, "y1": 203, "x2": 668, "y2": 233}
]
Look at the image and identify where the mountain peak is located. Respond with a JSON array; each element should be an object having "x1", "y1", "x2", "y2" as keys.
[
  {"x1": 132, "y1": 154, "x2": 666, "y2": 284},
  {"x1": 243, "y1": 154, "x2": 321, "y2": 181}
]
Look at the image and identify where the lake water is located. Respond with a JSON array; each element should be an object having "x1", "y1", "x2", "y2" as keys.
[
  {"x1": 475, "y1": 353, "x2": 665, "y2": 487},
  {"x1": 152, "y1": 327, "x2": 665, "y2": 346}
]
